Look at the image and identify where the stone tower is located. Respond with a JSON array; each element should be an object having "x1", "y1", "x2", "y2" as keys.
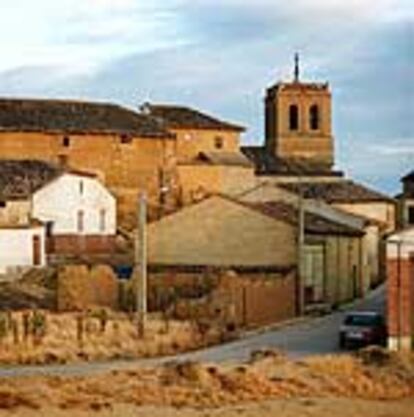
[{"x1": 265, "y1": 55, "x2": 334, "y2": 168}]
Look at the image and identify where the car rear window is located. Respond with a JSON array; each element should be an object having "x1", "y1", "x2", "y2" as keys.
[{"x1": 344, "y1": 314, "x2": 382, "y2": 326}]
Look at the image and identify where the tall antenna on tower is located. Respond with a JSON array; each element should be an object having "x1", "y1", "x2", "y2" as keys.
[{"x1": 294, "y1": 52, "x2": 300, "y2": 82}]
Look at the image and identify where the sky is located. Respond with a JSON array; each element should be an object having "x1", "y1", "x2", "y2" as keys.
[{"x1": 0, "y1": 0, "x2": 412, "y2": 194}]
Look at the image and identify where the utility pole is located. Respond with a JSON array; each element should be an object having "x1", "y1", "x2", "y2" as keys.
[
  {"x1": 135, "y1": 191, "x2": 148, "y2": 337},
  {"x1": 297, "y1": 180, "x2": 305, "y2": 315}
]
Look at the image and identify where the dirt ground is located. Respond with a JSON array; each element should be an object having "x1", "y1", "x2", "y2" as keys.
[
  {"x1": 0, "y1": 347, "x2": 413, "y2": 417},
  {"x1": 2, "y1": 398, "x2": 413, "y2": 417}
]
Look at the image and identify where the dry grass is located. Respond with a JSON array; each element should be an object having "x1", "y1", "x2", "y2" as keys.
[
  {"x1": 0, "y1": 347, "x2": 413, "y2": 412},
  {"x1": 0, "y1": 311, "x2": 223, "y2": 365}
]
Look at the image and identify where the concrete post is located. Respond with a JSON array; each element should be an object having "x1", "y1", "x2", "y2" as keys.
[{"x1": 135, "y1": 191, "x2": 148, "y2": 337}]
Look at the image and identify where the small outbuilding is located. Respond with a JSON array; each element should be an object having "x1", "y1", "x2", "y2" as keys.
[{"x1": 146, "y1": 194, "x2": 367, "y2": 326}]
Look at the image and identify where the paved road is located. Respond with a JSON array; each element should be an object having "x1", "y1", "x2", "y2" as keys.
[{"x1": 0, "y1": 285, "x2": 385, "y2": 378}]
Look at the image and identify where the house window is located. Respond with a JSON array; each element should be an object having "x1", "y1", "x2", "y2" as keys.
[
  {"x1": 62, "y1": 136, "x2": 71, "y2": 147},
  {"x1": 408, "y1": 206, "x2": 414, "y2": 225},
  {"x1": 0, "y1": 201, "x2": 5, "y2": 208},
  {"x1": 289, "y1": 104, "x2": 299, "y2": 131},
  {"x1": 214, "y1": 136, "x2": 224, "y2": 149},
  {"x1": 77, "y1": 210, "x2": 84, "y2": 233},
  {"x1": 99, "y1": 209, "x2": 106, "y2": 232},
  {"x1": 309, "y1": 104, "x2": 320, "y2": 130},
  {"x1": 79, "y1": 180, "x2": 84, "y2": 196}
]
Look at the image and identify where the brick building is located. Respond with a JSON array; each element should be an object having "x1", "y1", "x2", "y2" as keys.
[
  {"x1": 142, "y1": 103, "x2": 257, "y2": 204},
  {"x1": 146, "y1": 194, "x2": 367, "y2": 325},
  {"x1": 0, "y1": 99, "x2": 175, "y2": 226},
  {"x1": 386, "y1": 227, "x2": 414, "y2": 351}
]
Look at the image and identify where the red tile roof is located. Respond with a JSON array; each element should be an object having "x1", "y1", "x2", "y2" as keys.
[
  {"x1": 0, "y1": 98, "x2": 173, "y2": 138},
  {"x1": 278, "y1": 181, "x2": 394, "y2": 203},
  {"x1": 241, "y1": 146, "x2": 342, "y2": 177},
  {"x1": 245, "y1": 200, "x2": 364, "y2": 236}
]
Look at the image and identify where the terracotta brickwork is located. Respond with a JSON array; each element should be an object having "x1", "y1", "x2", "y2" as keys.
[
  {"x1": 387, "y1": 256, "x2": 414, "y2": 350},
  {"x1": 48, "y1": 235, "x2": 116, "y2": 255}
]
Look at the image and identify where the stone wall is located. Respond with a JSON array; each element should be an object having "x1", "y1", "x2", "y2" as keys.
[{"x1": 148, "y1": 269, "x2": 297, "y2": 328}]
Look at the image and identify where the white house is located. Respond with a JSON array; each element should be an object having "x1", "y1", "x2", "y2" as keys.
[
  {"x1": 0, "y1": 223, "x2": 46, "y2": 274},
  {"x1": 32, "y1": 169, "x2": 116, "y2": 254},
  {"x1": 0, "y1": 160, "x2": 116, "y2": 272}
]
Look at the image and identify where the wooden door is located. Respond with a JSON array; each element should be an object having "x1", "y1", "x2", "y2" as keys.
[
  {"x1": 32, "y1": 235, "x2": 41, "y2": 266},
  {"x1": 303, "y1": 245, "x2": 325, "y2": 303}
]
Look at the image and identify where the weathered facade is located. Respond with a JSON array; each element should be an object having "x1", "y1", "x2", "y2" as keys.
[
  {"x1": 146, "y1": 195, "x2": 297, "y2": 325},
  {"x1": 143, "y1": 103, "x2": 256, "y2": 204},
  {"x1": 147, "y1": 196, "x2": 297, "y2": 268},
  {"x1": 249, "y1": 200, "x2": 366, "y2": 305},
  {"x1": 0, "y1": 99, "x2": 175, "y2": 226},
  {"x1": 240, "y1": 181, "x2": 383, "y2": 293},
  {"x1": 277, "y1": 181, "x2": 396, "y2": 233},
  {"x1": 147, "y1": 195, "x2": 367, "y2": 318},
  {"x1": 177, "y1": 152, "x2": 257, "y2": 204},
  {"x1": 142, "y1": 103, "x2": 244, "y2": 162}
]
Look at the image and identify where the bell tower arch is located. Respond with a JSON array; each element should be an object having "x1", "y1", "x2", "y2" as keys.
[{"x1": 265, "y1": 55, "x2": 334, "y2": 168}]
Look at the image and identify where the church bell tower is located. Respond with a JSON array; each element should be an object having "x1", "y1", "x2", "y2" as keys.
[{"x1": 265, "y1": 55, "x2": 334, "y2": 168}]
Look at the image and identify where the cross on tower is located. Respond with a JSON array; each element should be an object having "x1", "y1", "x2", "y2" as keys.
[{"x1": 294, "y1": 52, "x2": 300, "y2": 82}]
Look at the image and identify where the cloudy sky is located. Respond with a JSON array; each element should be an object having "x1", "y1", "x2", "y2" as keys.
[{"x1": 0, "y1": 0, "x2": 412, "y2": 193}]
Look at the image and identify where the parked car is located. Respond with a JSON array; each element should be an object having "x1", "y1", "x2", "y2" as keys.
[{"x1": 339, "y1": 311, "x2": 386, "y2": 349}]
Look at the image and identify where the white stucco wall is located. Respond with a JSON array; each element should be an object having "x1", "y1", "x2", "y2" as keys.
[
  {"x1": 0, "y1": 226, "x2": 46, "y2": 274},
  {"x1": 387, "y1": 227, "x2": 414, "y2": 260},
  {"x1": 32, "y1": 174, "x2": 116, "y2": 236}
]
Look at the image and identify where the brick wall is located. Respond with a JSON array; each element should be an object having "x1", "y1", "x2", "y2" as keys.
[
  {"x1": 48, "y1": 235, "x2": 116, "y2": 255},
  {"x1": 387, "y1": 256, "x2": 414, "y2": 350}
]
